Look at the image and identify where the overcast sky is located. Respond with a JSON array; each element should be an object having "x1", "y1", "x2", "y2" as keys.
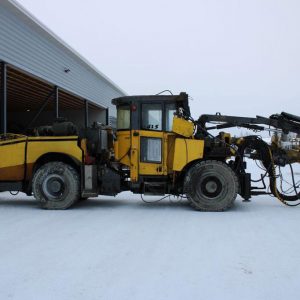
[{"x1": 17, "y1": 0, "x2": 300, "y2": 119}]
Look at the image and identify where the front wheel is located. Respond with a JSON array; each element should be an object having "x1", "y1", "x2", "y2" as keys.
[
  {"x1": 32, "y1": 161, "x2": 80, "y2": 209},
  {"x1": 184, "y1": 160, "x2": 239, "y2": 211}
]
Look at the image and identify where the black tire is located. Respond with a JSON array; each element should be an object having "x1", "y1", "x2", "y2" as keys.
[
  {"x1": 32, "y1": 161, "x2": 80, "y2": 209},
  {"x1": 184, "y1": 160, "x2": 238, "y2": 211}
]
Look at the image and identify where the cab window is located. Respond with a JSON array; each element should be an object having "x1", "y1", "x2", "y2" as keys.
[
  {"x1": 117, "y1": 105, "x2": 130, "y2": 130},
  {"x1": 142, "y1": 104, "x2": 162, "y2": 131},
  {"x1": 165, "y1": 103, "x2": 176, "y2": 131},
  {"x1": 140, "y1": 137, "x2": 162, "y2": 163}
]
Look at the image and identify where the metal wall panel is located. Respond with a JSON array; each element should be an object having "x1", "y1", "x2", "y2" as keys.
[{"x1": 0, "y1": 0, "x2": 125, "y2": 116}]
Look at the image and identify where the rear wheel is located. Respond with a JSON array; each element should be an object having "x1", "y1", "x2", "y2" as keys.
[
  {"x1": 32, "y1": 161, "x2": 80, "y2": 209},
  {"x1": 184, "y1": 160, "x2": 238, "y2": 211}
]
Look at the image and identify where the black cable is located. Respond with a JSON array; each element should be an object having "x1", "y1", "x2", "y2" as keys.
[
  {"x1": 10, "y1": 191, "x2": 19, "y2": 196},
  {"x1": 116, "y1": 148, "x2": 130, "y2": 162},
  {"x1": 141, "y1": 194, "x2": 187, "y2": 204},
  {"x1": 289, "y1": 163, "x2": 300, "y2": 196},
  {"x1": 251, "y1": 166, "x2": 269, "y2": 183},
  {"x1": 156, "y1": 90, "x2": 173, "y2": 95},
  {"x1": 278, "y1": 167, "x2": 297, "y2": 194},
  {"x1": 282, "y1": 200, "x2": 300, "y2": 206},
  {"x1": 255, "y1": 159, "x2": 267, "y2": 171},
  {"x1": 283, "y1": 180, "x2": 300, "y2": 194},
  {"x1": 140, "y1": 194, "x2": 169, "y2": 203}
]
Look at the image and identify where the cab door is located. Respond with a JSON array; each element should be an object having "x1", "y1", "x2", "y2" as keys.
[
  {"x1": 130, "y1": 101, "x2": 176, "y2": 182},
  {"x1": 137, "y1": 103, "x2": 170, "y2": 177},
  {"x1": 139, "y1": 130, "x2": 165, "y2": 176}
]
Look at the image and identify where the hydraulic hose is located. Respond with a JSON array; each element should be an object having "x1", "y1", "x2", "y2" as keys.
[{"x1": 235, "y1": 136, "x2": 300, "y2": 204}]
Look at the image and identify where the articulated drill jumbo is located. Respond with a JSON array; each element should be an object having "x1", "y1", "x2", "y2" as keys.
[{"x1": 0, "y1": 92, "x2": 299, "y2": 211}]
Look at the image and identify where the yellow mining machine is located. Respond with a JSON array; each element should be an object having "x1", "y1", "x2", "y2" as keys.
[{"x1": 0, "y1": 92, "x2": 299, "y2": 210}]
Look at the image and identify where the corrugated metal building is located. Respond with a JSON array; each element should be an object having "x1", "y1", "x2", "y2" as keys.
[{"x1": 0, "y1": 0, "x2": 125, "y2": 134}]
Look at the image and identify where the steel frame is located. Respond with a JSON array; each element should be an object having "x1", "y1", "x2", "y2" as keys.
[{"x1": 0, "y1": 62, "x2": 7, "y2": 134}]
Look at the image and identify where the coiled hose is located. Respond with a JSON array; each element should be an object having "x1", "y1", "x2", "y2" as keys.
[{"x1": 235, "y1": 136, "x2": 300, "y2": 206}]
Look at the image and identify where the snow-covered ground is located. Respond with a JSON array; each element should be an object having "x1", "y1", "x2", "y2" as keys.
[{"x1": 1, "y1": 188, "x2": 300, "y2": 300}]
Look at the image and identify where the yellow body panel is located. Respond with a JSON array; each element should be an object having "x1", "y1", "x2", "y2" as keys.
[
  {"x1": 26, "y1": 137, "x2": 82, "y2": 179},
  {"x1": 173, "y1": 138, "x2": 204, "y2": 171},
  {"x1": 172, "y1": 117, "x2": 194, "y2": 137},
  {"x1": 166, "y1": 134, "x2": 176, "y2": 173},
  {"x1": 26, "y1": 136, "x2": 82, "y2": 165},
  {"x1": 0, "y1": 135, "x2": 83, "y2": 181},
  {"x1": 0, "y1": 135, "x2": 27, "y2": 180},
  {"x1": 115, "y1": 129, "x2": 177, "y2": 182},
  {"x1": 114, "y1": 131, "x2": 131, "y2": 166}
]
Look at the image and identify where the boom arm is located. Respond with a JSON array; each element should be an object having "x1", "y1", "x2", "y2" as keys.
[{"x1": 198, "y1": 112, "x2": 300, "y2": 134}]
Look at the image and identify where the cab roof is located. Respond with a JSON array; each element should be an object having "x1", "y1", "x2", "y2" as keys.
[{"x1": 111, "y1": 92, "x2": 189, "y2": 106}]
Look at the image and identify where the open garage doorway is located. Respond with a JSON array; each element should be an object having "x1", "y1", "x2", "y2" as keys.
[{"x1": 0, "y1": 62, "x2": 108, "y2": 135}]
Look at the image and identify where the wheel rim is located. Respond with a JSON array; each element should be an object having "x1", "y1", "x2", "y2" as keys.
[
  {"x1": 200, "y1": 176, "x2": 223, "y2": 198},
  {"x1": 194, "y1": 171, "x2": 227, "y2": 203},
  {"x1": 42, "y1": 174, "x2": 65, "y2": 201}
]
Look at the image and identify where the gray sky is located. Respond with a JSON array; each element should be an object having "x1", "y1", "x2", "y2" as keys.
[{"x1": 17, "y1": 0, "x2": 300, "y2": 119}]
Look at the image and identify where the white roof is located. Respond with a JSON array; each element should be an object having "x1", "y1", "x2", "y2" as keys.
[{"x1": 6, "y1": 0, "x2": 126, "y2": 96}]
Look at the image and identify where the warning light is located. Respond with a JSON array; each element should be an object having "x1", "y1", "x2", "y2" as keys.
[{"x1": 131, "y1": 104, "x2": 137, "y2": 112}]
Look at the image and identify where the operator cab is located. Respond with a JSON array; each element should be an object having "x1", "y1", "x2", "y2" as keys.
[
  {"x1": 112, "y1": 92, "x2": 191, "y2": 193},
  {"x1": 112, "y1": 92, "x2": 190, "y2": 132}
]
